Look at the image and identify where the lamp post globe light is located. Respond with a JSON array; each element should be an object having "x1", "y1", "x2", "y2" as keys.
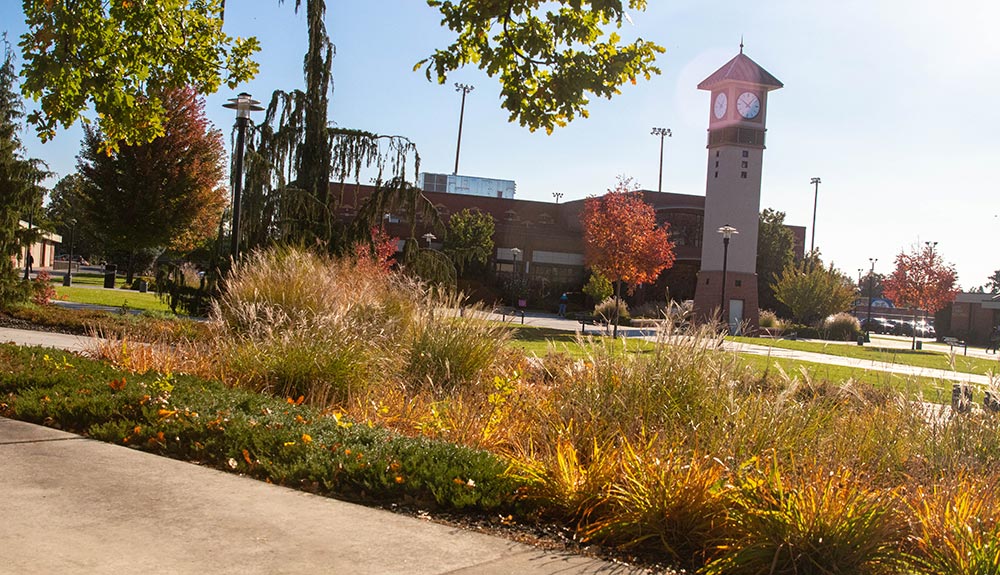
[
  {"x1": 552, "y1": 191, "x2": 563, "y2": 204},
  {"x1": 651, "y1": 127, "x2": 672, "y2": 193},
  {"x1": 453, "y1": 83, "x2": 475, "y2": 175},
  {"x1": 718, "y1": 225, "x2": 738, "y2": 331},
  {"x1": 809, "y1": 177, "x2": 821, "y2": 254},
  {"x1": 422, "y1": 232, "x2": 436, "y2": 248},
  {"x1": 222, "y1": 92, "x2": 264, "y2": 262}
]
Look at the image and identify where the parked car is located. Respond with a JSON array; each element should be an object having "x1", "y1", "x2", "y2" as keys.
[{"x1": 860, "y1": 317, "x2": 895, "y2": 334}]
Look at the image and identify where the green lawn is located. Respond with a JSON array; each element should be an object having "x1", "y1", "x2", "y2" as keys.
[
  {"x1": 736, "y1": 353, "x2": 954, "y2": 403},
  {"x1": 53, "y1": 285, "x2": 173, "y2": 314},
  {"x1": 49, "y1": 272, "x2": 129, "y2": 289},
  {"x1": 505, "y1": 325, "x2": 960, "y2": 403},
  {"x1": 730, "y1": 336, "x2": 1000, "y2": 376},
  {"x1": 506, "y1": 324, "x2": 657, "y2": 356}
]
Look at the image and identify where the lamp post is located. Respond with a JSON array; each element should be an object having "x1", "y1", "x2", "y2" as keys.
[
  {"x1": 651, "y1": 127, "x2": 672, "y2": 193},
  {"x1": 453, "y1": 83, "x2": 474, "y2": 175},
  {"x1": 63, "y1": 219, "x2": 77, "y2": 287},
  {"x1": 552, "y1": 192, "x2": 563, "y2": 204},
  {"x1": 510, "y1": 247, "x2": 522, "y2": 307},
  {"x1": 718, "y1": 225, "x2": 738, "y2": 332},
  {"x1": 422, "y1": 232, "x2": 436, "y2": 248},
  {"x1": 22, "y1": 207, "x2": 33, "y2": 280},
  {"x1": 865, "y1": 257, "x2": 877, "y2": 342},
  {"x1": 223, "y1": 92, "x2": 263, "y2": 263},
  {"x1": 809, "y1": 177, "x2": 821, "y2": 254}
]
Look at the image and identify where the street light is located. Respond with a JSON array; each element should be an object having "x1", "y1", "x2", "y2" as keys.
[
  {"x1": 63, "y1": 218, "x2": 77, "y2": 287},
  {"x1": 422, "y1": 232, "x2": 436, "y2": 248},
  {"x1": 552, "y1": 192, "x2": 563, "y2": 204},
  {"x1": 809, "y1": 177, "x2": 821, "y2": 254},
  {"x1": 651, "y1": 127, "x2": 672, "y2": 193},
  {"x1": 865, "y1": 257, "x2": 877, "y2": 341},
  {"x1": 718, "y1": 225, "x2": 738, "y2": 331},
  {"x1": 222, "y1": 92, "x2": 264, "y2": 262},
  {"x1": 453, "y1": 83, "x2": 474, "y2": 175}
]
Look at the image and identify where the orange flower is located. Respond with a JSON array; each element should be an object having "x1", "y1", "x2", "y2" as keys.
[
  {"x1": 242, "y1": 449, "x2": 253, "y2": 465},
  {"x1": 394, "y1": 475, "x2": 405, "y2": 484},
  {"x1": 108, "y1": 378, "x2": 126, "y2": 391},
  {"x1": 301, "y1": 434, "x2": 313, "y2": 444}
]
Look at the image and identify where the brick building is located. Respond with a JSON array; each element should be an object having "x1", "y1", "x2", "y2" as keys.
[{"x1": 333, "y1": 183, "x2": 804, "y2": 306}]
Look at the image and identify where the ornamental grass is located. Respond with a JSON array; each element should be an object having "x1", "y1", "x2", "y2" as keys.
[{"x1": 74, "y1": 246, "x2": 1000, "y2": 573}]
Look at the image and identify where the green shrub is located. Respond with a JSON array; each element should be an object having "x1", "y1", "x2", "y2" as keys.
[
  {"x1": 0, "y1": 269, "x2": 31, "y2": 310},
  {"x1": 758, "y1": 309, "x2": 781, "y2": 329},
  {"x1": 594, "y1": 296, "x2": 629, "y2": 323},
  {"x1": 582, "y1": 271, "x2": 613, "y2": 303},
  {"x1": 405, "y1": 304, "x2": 510, "y2": 393},
  {"x1": 823, "y1": 312, "x2": 861, "y2": 341},
  {"x1": 0, "y1": 344, "x2": 518, "y2": 511}
]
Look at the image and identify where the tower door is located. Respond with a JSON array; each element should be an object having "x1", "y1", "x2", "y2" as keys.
[{"x1": 729, "y1": 299, "x2": 744, "y2": 335}]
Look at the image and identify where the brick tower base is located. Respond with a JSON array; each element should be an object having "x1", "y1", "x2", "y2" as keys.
[{"x1": 692, "y1": 270, "x2": 760, "y2": 335}]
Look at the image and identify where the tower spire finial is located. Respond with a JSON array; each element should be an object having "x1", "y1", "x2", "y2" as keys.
[{"x1": 739, "y1": 36, "x2": 744, "y2": 54}]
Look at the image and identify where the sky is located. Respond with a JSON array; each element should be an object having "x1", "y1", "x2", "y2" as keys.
[{"x1": 3, "y1": 0, "x2": 999, "y2": 290}]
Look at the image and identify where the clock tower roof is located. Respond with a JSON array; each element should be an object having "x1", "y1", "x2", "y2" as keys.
[{"x1": 697, "y1": 52, "x2": 783, "y2": 91}]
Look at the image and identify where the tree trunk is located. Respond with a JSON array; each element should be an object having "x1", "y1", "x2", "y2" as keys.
[
  {"x1": 126, "y1": 250, "x2": 135, "y2": 285},
  {"x1": 613, "y1": 280, "x2": 621, "y2": 338}
]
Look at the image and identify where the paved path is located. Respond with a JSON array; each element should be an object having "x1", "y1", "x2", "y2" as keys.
[
  {"x1": 0, "y1": 418, "x2": 640, "y2": 575},
  {"x1": 489, "y1": 310, "x2": 999, "y2": 388}
]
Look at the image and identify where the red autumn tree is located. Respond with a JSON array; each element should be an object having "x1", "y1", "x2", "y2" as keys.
[
  {"x1": 882, "y1": 243, "x2": 959, "y2": 349},
  {"x1": 77, "y1": 85, "x2": 227, "y2": 283},
  {"x1": 581, "y1": 177, "x2": 675, "y2": 336}
]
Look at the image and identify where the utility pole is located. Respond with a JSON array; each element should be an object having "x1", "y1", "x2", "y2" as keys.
[
  {"x1": 651, "y1": 127, "x2": 672, "y2": 193},
  {"x1": 453, "y1": 83, "x2": 474, "y2": 175}
]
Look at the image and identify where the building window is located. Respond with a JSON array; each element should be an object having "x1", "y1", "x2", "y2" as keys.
[
  {"x1": 740, "y1": 171, "x2": 747, "y2": 179},
  {"x1": 741, "y1": 150, "x2": 749, "y2": 158},
  {"x1": 505, "y1": 210, "x2": 519, "y2": 222},
  {"x1": 735, "y1": 279, "x2": 742, "y2": 287},
  {"x1": 715, "y1": 161, "x2": 719, "y2": 168},
  {"x1": 705, "y1": 277, "x2": 710, "y2": 285},
  {"x1": 741, "y1": 161, "x2": 748, "y2": 168},
  {"x1": 714, "y1": 171, "x2": 718, "y2": 178},
  {"x1": 715, "y1": 150, "x2": 719, "y2": 157}
]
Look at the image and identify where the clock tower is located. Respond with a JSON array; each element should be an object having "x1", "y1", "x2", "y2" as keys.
[{"x1": 692, "y1": 48, "x2": 782, "y2": 333}]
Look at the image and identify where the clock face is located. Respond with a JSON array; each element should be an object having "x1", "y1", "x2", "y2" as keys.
[
  {"x1": 736, "y1": 91, "x2": 761, "y2": 119},
  {"x1": 713, "y1": 92, "x2": 727, "y2": 119}
]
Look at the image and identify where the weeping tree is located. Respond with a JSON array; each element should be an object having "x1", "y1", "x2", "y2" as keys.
[{"x1": 235, "y1": 0, "x2": 443, "y2": 258}]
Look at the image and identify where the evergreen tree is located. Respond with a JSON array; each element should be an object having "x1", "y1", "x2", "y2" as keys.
[
  {"x1": 0, "y1": 37, "x2": 37, "y2": 306},
  {"x1": 77, "y1": 86, "x2": 227, "y2": 283}
]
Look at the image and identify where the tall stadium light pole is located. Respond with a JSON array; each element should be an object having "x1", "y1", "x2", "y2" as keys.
[
  {"x1": 865, "y1": 258, "x2": 878, "y2": 341},
  {"x1": 223, "y1": 92, "x2": 264, "y2": 262},
  {"x1": 651, "y1": 127, "x2": 672, "y2": 193},
  {"x1": 453, "y1": 83, "x2": 474, "y2": 175},
  {"x1": 718, "y1": 225, "x2": 738, "y2": 331},
  {"x1": 809, "y1": 177, "x2": 821, "y2": 254},
  {"x1": 552, "y1": 192, "x2": 563, "y2": 204}
]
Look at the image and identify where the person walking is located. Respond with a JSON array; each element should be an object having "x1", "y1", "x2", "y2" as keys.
[
  {"x1": 26, "y1": 253, "x2": 33, "y2": 275},
  {"x1": 558, "y1": 292, "x2": 568, "y2": 317},
  {"x1": 989, "y1": 326, "x2": 1000, "y2": 354}
]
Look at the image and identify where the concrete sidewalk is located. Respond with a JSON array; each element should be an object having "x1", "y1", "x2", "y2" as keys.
[{"x1": 0, "y1": 418, "x2": 642, "y2": 575}]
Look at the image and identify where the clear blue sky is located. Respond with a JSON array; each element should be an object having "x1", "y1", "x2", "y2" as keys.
[{"x1": 3, "y1": 1, "x2": 998, "y2": 290}]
